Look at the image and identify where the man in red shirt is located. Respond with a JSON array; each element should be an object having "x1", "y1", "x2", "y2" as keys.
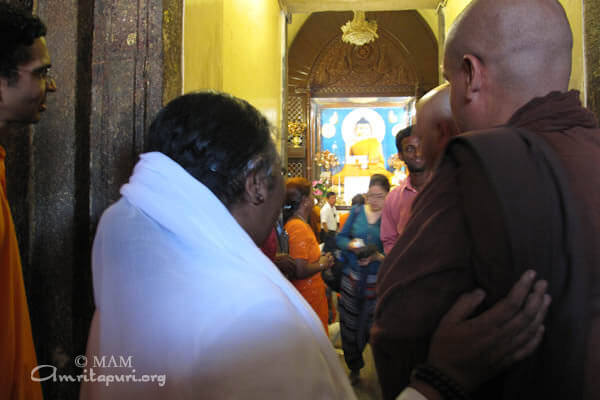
[{"x1": 380, "y1": 126, "x2": 426, "y2": 254}]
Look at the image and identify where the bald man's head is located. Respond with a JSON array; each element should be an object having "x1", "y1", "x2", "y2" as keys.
[
  {"x1": 414, "y1": 83, "x2": 459, "y2": 171},
  {"x1": 443, "y1": 0, "x2": 572, "y2": 132}
]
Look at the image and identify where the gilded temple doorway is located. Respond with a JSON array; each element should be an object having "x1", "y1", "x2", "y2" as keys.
[{"x1": 285, "y1": 10, "x2": 438, "y2": 204}]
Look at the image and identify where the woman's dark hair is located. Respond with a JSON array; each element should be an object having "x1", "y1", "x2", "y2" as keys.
[
  {"x1": 147, "y1": 92, "x2": 278, "y2": 208},
  {"x1": 283, "y1": 177, "x2": 311, "y2": 224},
  {"x1": 369, "y1": 174, "x2": 391, "y2": 193},
  {"x1": 0, "y1": 4, "x2": 47, "y2": 83}
]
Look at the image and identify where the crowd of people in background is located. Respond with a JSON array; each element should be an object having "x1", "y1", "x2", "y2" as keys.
[{"x1": 279, "y1": 103, "x2": 442, "y2": 387}]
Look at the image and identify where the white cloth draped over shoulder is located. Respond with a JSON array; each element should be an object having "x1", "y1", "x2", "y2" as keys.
[{"x1": 80, "y1": 152, "x2": 355, "y2": 399}]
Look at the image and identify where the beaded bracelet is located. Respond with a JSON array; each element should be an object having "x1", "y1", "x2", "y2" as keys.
[{"x1": 411, "y1": 364, "x2": 470, "y2": 400}]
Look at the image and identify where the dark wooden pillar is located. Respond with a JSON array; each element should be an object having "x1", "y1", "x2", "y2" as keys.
[
  {"x1": 28, "y1": 1, "x2": 98, "y2": 398},
  {"x1": 1, "y1": 0, "x2": 181, "y2": 398},
  {"x1": 585, "y1": 0, "x2": 600, "y2": 118}
]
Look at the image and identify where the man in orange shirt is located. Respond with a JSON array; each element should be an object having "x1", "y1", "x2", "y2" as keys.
[{"x1": 0, "y1": 3, "x2": 57, "y2": 399}]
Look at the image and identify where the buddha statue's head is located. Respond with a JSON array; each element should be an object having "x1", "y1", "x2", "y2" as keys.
[{"x1": 354, "y1": 117, "x2": 372, "y2": 138}]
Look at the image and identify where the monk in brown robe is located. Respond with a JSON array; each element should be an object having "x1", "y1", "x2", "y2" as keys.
[
  {"x1": 372, "y1": 1, "x2": 600, "y2": 399},
  {"x1": 412, "y1": 83, "x2": 459, "y2": 174}
]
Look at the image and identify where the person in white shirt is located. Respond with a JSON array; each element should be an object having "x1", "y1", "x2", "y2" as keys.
[{"x1": 320, "y1": 191, "x2": 339, "y2": 251}]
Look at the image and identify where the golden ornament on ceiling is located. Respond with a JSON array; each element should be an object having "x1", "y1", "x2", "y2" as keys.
[{"x1": 341, "y1": 11, "x2": 378, "y2": 47}]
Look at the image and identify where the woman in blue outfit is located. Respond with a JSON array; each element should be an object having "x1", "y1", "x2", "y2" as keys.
[{"x1": 336, "y1": 174, "x2": 390, "y2": 385}]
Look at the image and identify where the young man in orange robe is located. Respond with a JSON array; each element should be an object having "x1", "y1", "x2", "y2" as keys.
[{"x1": 0, "y1": 4, "x2": 57, "y2": 399}]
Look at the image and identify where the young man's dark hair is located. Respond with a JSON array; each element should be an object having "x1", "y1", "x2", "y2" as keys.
[
  {"x1": 395, "y1": 126, "x2": 412, "y2": 154},
  {"x1": 0, "y1": 3, "x2": 47, "y2": 83},
  {"x1": 326, "y1": 191, "x2": 336, "y2": 199}
]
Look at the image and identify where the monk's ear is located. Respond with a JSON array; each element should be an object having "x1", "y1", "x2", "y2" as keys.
[
  {"x1": 462, "y1": 54, "x2": 484, "y2": 100},
  {"x1": 439, "y1": 118, "x2": 460, "y2": 139}
]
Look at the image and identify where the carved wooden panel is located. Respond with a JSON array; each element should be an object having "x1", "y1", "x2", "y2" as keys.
[
  {"x1": 310, "y1": 30, "x2": 418, "y2": 97},
  {"x1": 288, "y1": 95, "x2": 305, "y2": 121},
  {"x1": 287, "y1": 159, "x2": 305, "y2": 177}
]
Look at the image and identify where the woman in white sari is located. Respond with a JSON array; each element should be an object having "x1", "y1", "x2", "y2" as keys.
[{"x1": 80, "y1": 92, "x2": 355, "y2": 399}]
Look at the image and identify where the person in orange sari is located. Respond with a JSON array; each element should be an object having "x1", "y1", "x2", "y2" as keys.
[
  {"x1": 0, "y1": 4, "x2": 56, "y2": 399},
  {"x1": 284, "y1": 178, "x2": 334, "y2": 333}
]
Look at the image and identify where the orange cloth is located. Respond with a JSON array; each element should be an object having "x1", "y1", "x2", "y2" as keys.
[
  {"x1": 285, "y1": 218, "x2": 328, "y2": 333},
  {"x1": 338, "y1": 212, "x2": 350, "y2": 230},
  {"x1": 0, "y1": 147, "x2": 43, "y2": 400}
]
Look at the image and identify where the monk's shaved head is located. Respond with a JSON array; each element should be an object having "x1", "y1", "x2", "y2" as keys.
[
  {"x1": 414, "y1": 83, "x2": 459, "y2": 171},
  {"x1": 443, "y1": 0, "x2": 573, "y2": 131}
]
